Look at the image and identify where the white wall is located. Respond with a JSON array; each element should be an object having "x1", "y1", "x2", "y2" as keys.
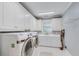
[
  {"x1": 35, "y1": 20, "x2": 42, "y2": 31},
  {"x1": 63, "y1": 2, "x2": 79, "y2": 56},
  {"x1": 52, "y1": 18, "x2": 63, "y2": 31}
]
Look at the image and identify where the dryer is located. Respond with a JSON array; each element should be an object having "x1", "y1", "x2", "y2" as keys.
[{"x1": 0, "y1": 32, "x2": 37, "y2": 56}]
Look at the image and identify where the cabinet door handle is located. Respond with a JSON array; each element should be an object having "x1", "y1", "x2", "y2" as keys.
[
  {"x1": 17, "y1": 39, "x2": 25, "y2": 44},
  {"x1": 17, "y1": 41, "x2": 20, "y2": 44}
]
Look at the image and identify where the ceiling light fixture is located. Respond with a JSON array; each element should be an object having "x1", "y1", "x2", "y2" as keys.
[{"x1": 38, "y1": 12, "x2": 55, "y2": 16}]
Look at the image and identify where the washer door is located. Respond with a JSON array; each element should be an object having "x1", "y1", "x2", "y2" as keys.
[{"x1": 21, "y1": 39, "x2": 33, "y2": 56}]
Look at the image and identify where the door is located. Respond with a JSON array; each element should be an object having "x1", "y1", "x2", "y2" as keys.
[{"x1": 21, "y1": 39, "x2": 33, "y2": 56}]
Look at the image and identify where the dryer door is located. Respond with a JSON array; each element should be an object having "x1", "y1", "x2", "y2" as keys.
[{"x1": 21, "y1": 38, "x2": 33, "y2": 56}]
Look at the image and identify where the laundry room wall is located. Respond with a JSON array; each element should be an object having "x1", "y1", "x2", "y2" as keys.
[
  {"x1": 63, "y1": 2, "x2": 79, "y2": 56},
  {"x1": 36, "y1": 20, "x2": 42, "y2": 31},
  {"x1": 51, "y1": 18, "x2": 63, "y2": 31}
]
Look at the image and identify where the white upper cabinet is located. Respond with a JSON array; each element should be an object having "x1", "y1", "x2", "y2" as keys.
[
  {"x1": 0, "y1": 3, "x2": 3, "y2": 26},
  {"x1": 3, "y1": 2, "x2": 27, "y2": 31},
  {"x1": 23, "y1": 11, "x2": 37, "y2": 31},
  {"x1": 28, "y1": 16, "x2": 37, "y2": 31},
  {"x1": 0, "y1": 2, "x2": 37, "y2": 31}
]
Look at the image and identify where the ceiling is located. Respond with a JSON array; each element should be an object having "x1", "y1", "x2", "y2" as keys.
[{"x1": 20, "y1": 2, "x2": 72, "y2": 19}]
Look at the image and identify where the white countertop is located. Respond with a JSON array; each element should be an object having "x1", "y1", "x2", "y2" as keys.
[{"x1": 38, "y1": 33, "x2": 60, "y2": 37}]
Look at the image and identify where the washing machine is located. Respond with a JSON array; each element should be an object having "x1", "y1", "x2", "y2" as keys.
[{"x1": 0, "y1": 32, "x2": 37, "y2": 56}]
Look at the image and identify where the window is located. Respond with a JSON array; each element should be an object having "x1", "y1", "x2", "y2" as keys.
[{"x1": 42, "y1": 20, "x2": 53, "y2": 34}]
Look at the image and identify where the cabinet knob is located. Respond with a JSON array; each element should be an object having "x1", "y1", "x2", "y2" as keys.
[{"x1": 11, "y1": 43, "x2": 15, "y2": 48}]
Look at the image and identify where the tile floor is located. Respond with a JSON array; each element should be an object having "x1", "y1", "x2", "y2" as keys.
[{"x1": 32, "y1": 46, "x2": 71, "y2": 56}]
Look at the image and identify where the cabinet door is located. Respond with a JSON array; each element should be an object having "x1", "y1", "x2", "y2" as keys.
[
  {"x1": 13, "y1": 3, "x2": 30, "y2": 30},
  {"x1": 0, "y1": 3, "x2": 3, "y2": 26},
  {"x1": 1, "y1": 34, "x2": 19, "y2": 56},
  {"x1": 4, "y1": 2, "x2": 17, "y2": 29},
  {"x1": 29, "y1": 16, "x2": 37, "y2": 31},
  {"x1": 3, "y1": 2, "x2": 28, "y2": 31},
  {"x1": 24, "y1": 13, "x2": 37, "y2": 31},
  {"x1": 3, "y1": 2, "x2": 37, "y2": 31}
]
